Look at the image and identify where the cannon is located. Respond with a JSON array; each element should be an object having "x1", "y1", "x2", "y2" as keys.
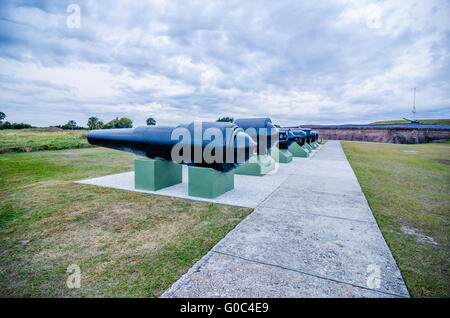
[
  {"x1": 277, "y1": 128, "x2": 297, "y2": 149},
  {"x1": 292, "y1": 127, "x2": 318, "y2": 144},
  {"x1": 287, "y1": 128, "x2": 307, "y2": 146},
  {"x1": 234, "y1": 118, "x2": 280, "y2": 155},
  {"x1": 87, "y1": 121, "x2": 257, "y2": 173},
  {"x1": 299, "y1": 128, "x2": 313, "y2": 144}
]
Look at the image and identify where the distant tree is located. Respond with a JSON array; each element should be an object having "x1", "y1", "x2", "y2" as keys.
[
  {"x1": 67, "y1": 120, "x2": 77, "y2": 130},
  {"x1": 118, "y1": 117, "x2": 133, "y2": 128},
  {"x1": 104, "y1": 117, "x2": 133, "y2": 129},
  {"x1": 103, "y1": 121, "x2": 113, "y2": 129},
  {"x1": 97, "y1": 120, "x2": 104, "y2": 129},
  {"x1": 1, "y1": 121, "x2": 12, "y2": 129},
  {"x1": 87, "y1": 117, "x2": 100, "y2": 130},
  {"x1": 0, "y1": 112, "x2": 5, "y2": 124},
  {"x1": 216, "y1": 117, "x2": 234, "y2": 123},
  {"x1": 146, "y1": 117, "x2": 156, "y2": 126}
]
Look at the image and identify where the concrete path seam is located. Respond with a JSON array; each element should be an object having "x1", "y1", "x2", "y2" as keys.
[{"x1": 260, "y1": 205, "x2": 377, "y2": 224}]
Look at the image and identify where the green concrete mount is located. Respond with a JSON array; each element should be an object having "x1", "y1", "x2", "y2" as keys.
[
  {"x1": 288, "y1": 143, "x2": 309, "y2": 158},
  {"x1": 270, "y1": 147, "x2": 293, "y2": 163},
  {"x1": 310, "y1": 142, "x2": 319, "y2": 150},
  {"x1": 188, "y1": 166, "x2": 234, "y2": 198},
  {"x1": 304, "y1": 143, "x2": 313, "y2": 152},
  {"x1": 234, "y1": 155, "x2": 276, "y2": 176},
  {"x1": 135, "y1": 158, "x2": 182, "y2": 191},
  {"x1": 313, "y1": 142, "x2": 320, "y2": 148}
]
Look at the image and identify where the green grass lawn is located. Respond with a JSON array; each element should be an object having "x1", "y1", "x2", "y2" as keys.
[
  {"x1": 370, "y1": 119, "x2": 450, "y2": 126},
  {"x1": 341, "y1": 141, "x2": 449, "y2": 297},
  {"x1": 0, "y1": 147, "x2": 251, "y2": 297},
  {"x1": 0, "y1": 128, "x2": 92, "y2": 154}
]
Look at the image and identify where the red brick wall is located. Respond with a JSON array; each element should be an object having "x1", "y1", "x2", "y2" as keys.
[{"x1": 315, "y1": 128, "x2": 450, "y2": 144}]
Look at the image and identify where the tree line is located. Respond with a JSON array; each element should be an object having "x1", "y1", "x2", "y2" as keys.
[
  {"x1": 1, "y1": 111, "x2": 235, "y2": 130},
  {"x1": 0, "y1": 112, "x2": 33, "y2": 130},
  {"x1": 0, "y1": 112, "x2": 159, "y2": 130},
  {"x1": 86, "y1": 117, "x2": 156, "y2": 130}
]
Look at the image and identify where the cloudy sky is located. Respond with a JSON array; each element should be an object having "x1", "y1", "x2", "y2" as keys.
[{"x1": 0, "y1": 0, "x2": 449, "y2": 127}]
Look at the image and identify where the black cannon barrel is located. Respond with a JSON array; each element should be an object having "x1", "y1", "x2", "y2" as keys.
[
  {"x1": 87, "y1": 121, "x2": 257, "y2": 172},
  {"x1": 277, "y1": 128, "x2": 296, "y2": 149},
  {"x1": 234, "y1": 118, "x2": 280, "y2": 155},
  {"x1": 287, "y1": 128, "x2": 307, "y2": 146},
  {"x1": 311, "y1": 131, "x2": 319, "y2": 142}
]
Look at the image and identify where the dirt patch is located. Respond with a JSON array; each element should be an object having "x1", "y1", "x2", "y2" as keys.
[{"x1": 401, "y1": 226, "x2": 439, "y2": 246}]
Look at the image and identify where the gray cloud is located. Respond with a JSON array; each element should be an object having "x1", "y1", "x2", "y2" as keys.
[{"x1": 0, "y1": 0, "x2": 449, "y2": 127}]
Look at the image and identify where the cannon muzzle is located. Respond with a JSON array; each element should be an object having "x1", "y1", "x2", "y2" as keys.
[{"x1": 278, "y1": 128, "x2": 297, "y2": 149}]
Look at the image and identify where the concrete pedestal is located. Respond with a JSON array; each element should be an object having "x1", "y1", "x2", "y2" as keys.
[
  {"x1": 188, "y1": 166, "x2": 234, "y2": 198},
  {"x1": 288, "y1": 143, "x2": 309, "y2": 158},
  {"x1": 234, "y1": 155, "x2": 276, "y2": 176},
  {"x1": 310, "y1": 142, "x2": 319, "y2": 150},
  {"x1": 270, "y1": 148, "x2": 293, "y2": 163},
  {"x1": 304, "y1": 143, "x2": 313, "y2": 152},
  {"x1": 135, "y1": 158, "x2": 182, "y2": 191}
]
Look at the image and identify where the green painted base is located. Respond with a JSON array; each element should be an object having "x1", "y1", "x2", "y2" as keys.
[
  {"x1": 234, "y1": 155, "x2": 276, "y2": 176},
  {"x1": 270, "y1": 147, "x2": 293, "y2": 163},
  {"x1": 310, "y1": 142, "x2": 319, "y2": 150},
  {"x1": 313, "y1": 142, "x2": 320, "y2": 148},
  {"x1": 304, "y1": 143, "x2": 313, "y2": 152},
  {"x1": 188, "y1": 166, "x2": 234, "y2": 198},
  {"x1": 288, "y1": 143, "x2": 309, "y2": 158},
  {"x1": 135, "y1": 158, "x2": 182, "y2": 191}
]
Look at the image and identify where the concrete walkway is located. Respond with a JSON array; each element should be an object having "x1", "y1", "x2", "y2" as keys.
[{"x1": 162, "y1": 141, "x2": 410, "y2": 298}]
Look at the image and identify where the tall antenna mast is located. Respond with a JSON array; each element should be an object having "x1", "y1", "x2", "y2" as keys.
[{"x1": 412, "y1": 87, "x2": 416, "y2": 120}]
